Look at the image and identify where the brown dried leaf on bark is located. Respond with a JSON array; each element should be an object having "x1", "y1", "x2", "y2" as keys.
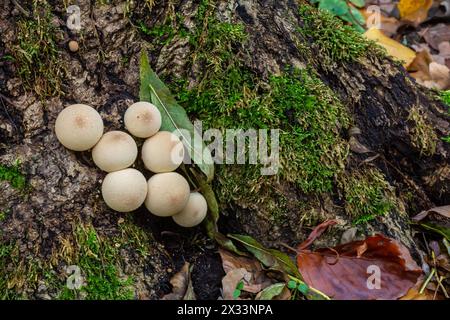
[
  {"x1": 297, "y1": 219, "x2": 338, "y2": 251},
  {"x1": 412, "y1": 205, "x2": 450, "y2": 222},
  {"x1": 297, "y1": 234, "x2": 423, "y2": 300},
  {"x1": 161, "y1": 262, "x2": 196, "y2": 300}
]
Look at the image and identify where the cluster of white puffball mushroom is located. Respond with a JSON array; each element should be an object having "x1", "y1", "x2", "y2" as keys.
[{"x1": 54, "y1": 102, "x2": 207, "y2": 227}]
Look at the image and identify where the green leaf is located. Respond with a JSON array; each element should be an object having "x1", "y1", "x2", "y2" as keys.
[
  {"x1": 187, "y1": 168, "x2": 245, "y2": 255},
  {"x1": 419, "y1": 222, "x2": 450, "y2": 241},
  {"x1": 256, "y1": 283, "x2": 285, "y2": 300},
  {"x1": 297, "y1": 282, "x2": 309, "y2": 295},
  {"x1": 443, "y1": 238, "x2": 450, "y2": 255},
  {"x1": 340, "y1": 7, "x2": 366, "y2": 33},
  {"x1": 287, "y1": 280, "x2": 297, "y2": 289},
  {"x1": 139, "y1": 50, "x2": 214, "y2": 182},
  {"x1": 236, "y1": 281, "x2": 244, "y2": 290},
  {"x1": 228, "y1": 234, "x2": 302, "y2": 278},
  {"x1": 349, "y1": 0, "x2": 365, "y2": 8},
  {"x1": 232, "y1": 289, "x2": 241, "y2": 299},
  {"x1": 319, "y1": 0, "x2": 348, "y2": 16}
]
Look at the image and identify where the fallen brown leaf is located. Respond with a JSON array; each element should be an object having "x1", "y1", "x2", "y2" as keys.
[
  {"x1": 408, "y1": 49, "x2": 434, "y2": 82},
  {"x1": 361, "y1": 9, "x2": 402, "y2": 37},
  {"x1": 161, "y1": 262, "x2": 196, "y2": 300},
  {"x1": 222, "y1": 268, "x2": 249, "y2": 300},
  {"x1": 219, "y1": 249, "x2": 273, "y2": 299},
  {"x1": 297, "y1": 219, "x2": 338, "y2": 251},
  {"x1": 420, "y1": 23, "x2": 450, "y2": 50},
  {"x1": 412, "y1": 205, "x2": 450, "y2": 222},
  {"x1": 297, "y1": 234, "x2": 423, "y2": 300},
  {"x1": 364, "y1": 28, "x2": 416, "y2": 68},
  {"x1": 398, "y1": 0, "x2": 433, "y2": 25}
]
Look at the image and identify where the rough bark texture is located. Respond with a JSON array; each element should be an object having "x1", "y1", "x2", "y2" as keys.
[{"x1": 0, "y1": 0, "x2": 449, "y2": 299}]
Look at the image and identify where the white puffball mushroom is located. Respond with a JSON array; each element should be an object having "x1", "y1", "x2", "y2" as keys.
[
  {"x1": 172, "y1": 192, "x2": 207, "y2": 227},
  {"x1": 124, "y1": 102, "x2": 162, "y2": 138},
  {"x1": 55, "y1": 104, "x2": 104, "y2": 151},
  {"x1": 101, "y1": 168, "x2": 147, "y2": 212},
  {"x1": 141, "y1": 131, "x2": 185, "y2": 173},
  {"x1": 92, "y1": 131, "x2": 138, "y2": 172},
  {"x1": 145, "y1": 172, "x2": 190, "y2": 217}
]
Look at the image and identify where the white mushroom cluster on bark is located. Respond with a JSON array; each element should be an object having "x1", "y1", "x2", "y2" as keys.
[{"x1": 54, "y1": 102, "x2": 208, "y2": 227}]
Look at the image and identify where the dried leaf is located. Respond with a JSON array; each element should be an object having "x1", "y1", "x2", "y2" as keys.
[
  {"x1": 297, "y1": 220, "x2": 338, "y2": 250},
  {"x1": 297, "y1": 234, "x2": 422, "y2": 300},
  {"x1": 408, "y1": 49, "x2": 434, "y2": 82},
  {"x1": 349, "y1": 136, "x2": 372, "y2": 154},
  {"x1": 219, "y1": 249, "x2": 273, "y2": 294},
  {"x1": 400, "y1": 287, "x2": 436, "y2": 300},
  {"x1": 398, "y1": 0, "x2": 433, "y2": 25},
  {"x1": 229, "y1": 234, "x2": 302, "y2": 279},
  {"x1": 429, "y1": 62, "x2": 450, "y2": 90},
  {"x1": 161, "y1": 262, "x2": 196, "y2": 300},
  {"x1": 361, "y1": 9, "x2": 402, "y2": 37},
  {"x1": 412, "y1": 205, "x2": 450, "y2": 221},
  {"x1": 364, "y1": 28, "x2": 416, "y2": 67},
  {"x1": 255, "y1": 283, "x2": 286, "y2": 300},
  {"x1": 222, "y1": 268, "x2": 248, "y2": 300},
  {"x1": 420, "y1": 23, "x2": 450, "y2": 50}
]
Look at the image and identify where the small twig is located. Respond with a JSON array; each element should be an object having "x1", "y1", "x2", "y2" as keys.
[
  {"x1": 278, "y1": 242, "x2": 298, "y2": 254},
  {"x1": 436, "y1": 275, "x2": 449, "y2": 299},
  {"x1": 419, "y1": 268, "x2": 435, "y2": 294},
  {"x1": 11, "y1": 0, "x2": 30, "y2": 17}
]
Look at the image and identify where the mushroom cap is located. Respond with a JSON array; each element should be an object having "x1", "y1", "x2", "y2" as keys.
[
  {"x1": 145, "y1": 172, "x2": 190, "y2": 217},
  {"x1": 55, "y1": 104, "x2": 104, "y2": 151},
  {"x1": 172, "y1": 192, "x2": 207, "y2": 227},
  {"x1": 92, "y1": 131, "x2": 138, "y2": 172},
  {"x1": 141, "y1": 131, "x2": 185, "y2": 173},
  {"x1": 101, "y1": 168, "x2": 147, "y2": 212},
  {"x1": 124, "y1": 102, "x2": 162, "y2": 138}
]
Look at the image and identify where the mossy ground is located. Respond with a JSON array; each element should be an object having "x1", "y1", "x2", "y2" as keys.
[
  {"x1": 441, "y1": 90, "x2": 450, "y2": 143},
  {"x1": 0, "y1": 161, "x2": 26, "y2": 190},
  {"x1": 139, "y1": 1, "x2": 402, "y2": 225},
  {"x1": 407, "y1": 106, "x2": 437, "y2": 156},
  {"x1": 297, "y1": 6, "x2": 385, "y2": 66},
  {"x1": 339, "y1": 168, "x2": 398, "y2": 225},
  {"x1": 0, "y1": 217, "x2": 154, "y2": 299},
  {"x1": 10, "y1": 0, "x2": 65, "y2": 98}
]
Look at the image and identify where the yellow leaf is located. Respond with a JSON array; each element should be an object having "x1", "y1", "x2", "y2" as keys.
[
  {"x1": 398, "y1": 0, "x2": 432, "y2": 24},
  {"x1": 364, "y1": 28, "x2": 416, "y2": 68}
]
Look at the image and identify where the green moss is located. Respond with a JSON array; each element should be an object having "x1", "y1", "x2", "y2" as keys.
[
  {"x1": 441, "y1": 90, "x2": 450, "y2": 106},
  {"x1": 0, "y1": 161, "x2": 26, "y2": 190},
  {"x1": 0, "y1": 243, "x2": 21, "y2": 299},
  {"x1": 0, "y1": 211, "x2": 7, "y2": 222},
  {"x1": 407, "y1": 106, "x2": 437, "y2": 156},
  {"x1": 59, "y1": 225, "x2": 134, "y2": 300},
  {"x1": 339, "y1": 168, "x2": 397, "y2": 224},
  {"x1": 0, "y1": 219, "x2": 152, "y2": 300},
  {"x1": 298, "y1": 6, "x2": 379, "y2": 64},
  {"x1": 11, "y1": 0, "x2": 64, "y2": 97},
  {"x1": 136, "y1": 6, "x2": 189, "y2": 46},
  {"x1": 439, "y1": 91, "x2": 450, "y2": 143},
  {"x1": 160, "y1": 2, "x2": 350, "y2": 212}
]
